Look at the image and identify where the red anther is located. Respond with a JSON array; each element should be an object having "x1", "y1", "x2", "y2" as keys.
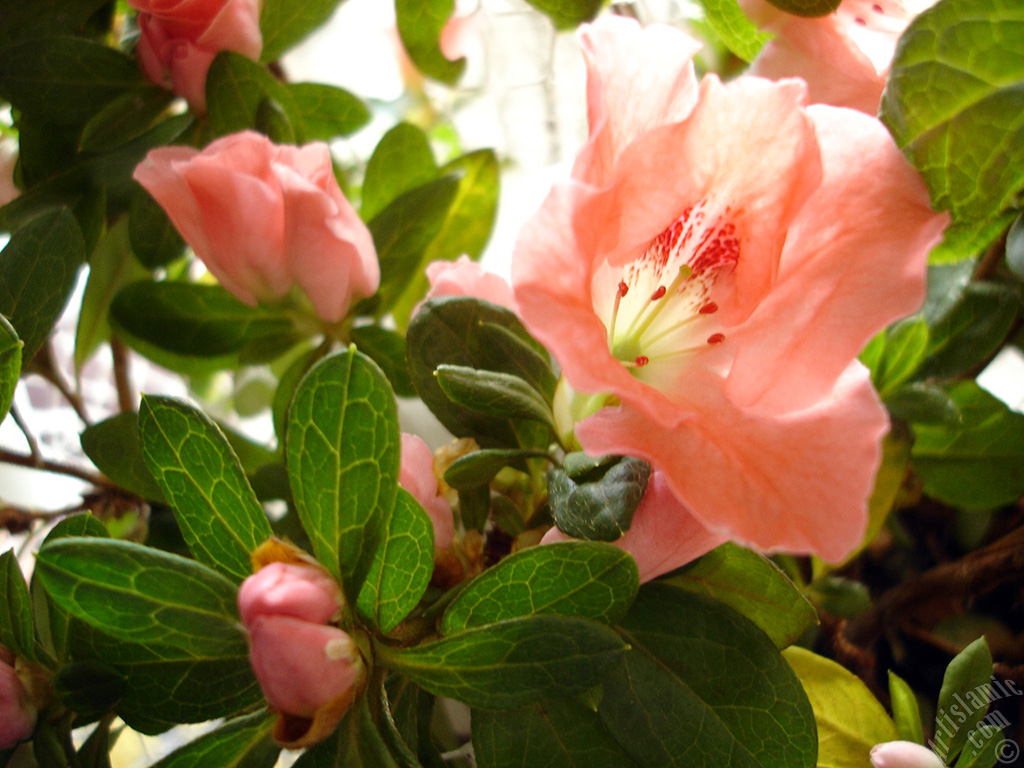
[
  {"x1": 635, "y1": 356, "x2": 650, "y2": 367},
  {"x1": 618, "y1": 281, "x2": 629, "y2": 297},
  {"x1": 699, "y1": 301, "x2": 719, "y2": 314},
  {"x1": 706, "y1": 333, "x2": 725, "y2": 344},
  {"x1": 650, "y1": 286, "x2": 666, "y2": 301}
]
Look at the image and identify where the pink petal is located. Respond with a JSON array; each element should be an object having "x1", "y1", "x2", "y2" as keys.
[
  {"x1": 423, "y1": 256, "x2": 516, "y2": 310},
  {"x1": 0, "y1": 660, "x2": 36, "y2": 750},
  {"x1": 237, "y1": 562, "x2": 342, "y2": 628},
  {"x1": 399, "y1": 434, "x2": 455, "y2": 550}
]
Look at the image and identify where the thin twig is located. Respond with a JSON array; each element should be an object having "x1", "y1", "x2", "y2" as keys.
[
  {"x1": 28, "y1": 341, "x2": 91, "y2": 425},
  {"x1": 10, "y1": 404, "x2": 41, "y2": 462},
  {"x1": 109, "y1": 337, "x2": 134, "y2": 413},
  {"x1": 0, "y1": 447, "x2": 118, "y2": 490}
]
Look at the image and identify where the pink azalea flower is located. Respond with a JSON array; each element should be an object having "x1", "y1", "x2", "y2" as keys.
[
  {"x1": 739, "y1": 0, "x2": 937, "y2": 113},
  {"x1": 399, "y1": 433, "x2": 456, "y2": 550},
  {"x1": 512, "y1": 16, "x2": 947, "y2": 570},
  {"x1": 870, "y1": 741, "x2": 945, "y2": 768},
  {"x1": 0, "y1": 648, "x2": 36, "y2": 750},
  {"x1": 422, "y1": 256, "x2": 516, "y2": 311}
]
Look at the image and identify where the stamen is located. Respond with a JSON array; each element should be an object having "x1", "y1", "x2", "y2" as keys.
[
  {"x1": 707, "y1": 333, "x2": 725, "y2": 344},
  {"x1": 634, "y1": 356, "x2": 649, "y2": 367},
  {"x1": 698, "y1": 301, "x2": 718, "y2": 314},
  {"x1": 607, "y1": 281, "x2": 630, "y2": 343},
  {"x1": 650, "y1": 286, "x2": 666, "y2": 301}
]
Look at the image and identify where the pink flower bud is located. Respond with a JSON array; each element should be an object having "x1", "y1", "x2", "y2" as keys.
[
  {"x1": 237, "y1": 561, "x2": 342, "y2": 627},
  {"x1": 0, "y1": 655, "x2": 36, "y2": 750},
  {"x1": 399, "y1": 433, "x2": 456, "y2": 550},
  {"x1": 423, "y1": 256, "x2": 516, "y2": 311},
  {"x1": 870, "y1": 741, "x2": 945, "y2": 768}
]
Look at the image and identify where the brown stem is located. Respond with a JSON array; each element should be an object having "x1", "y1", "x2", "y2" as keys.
[
  {"x1": 110, "y1": 337, "x2": 134, "y2": 413},
  {"x1": 0, "y1": 447, "x2": 118, "y2": 490},
  {"x1": 27, "y1": 341, "x2": 91, "y2": 425},
  {"x1": 10, "y1": 405, "x2": 41, "y2": 462}
]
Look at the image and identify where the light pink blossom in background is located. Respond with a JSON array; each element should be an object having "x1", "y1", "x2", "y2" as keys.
[
  {"x1": 0, "y1": 139, "x2": 19, "y2": 207},
  {"x1": 129, "y1": 0, "x2": 263, "y2": 113},
  {"x1": 423, "y1": 256, "x2": 516, "y2": 311},
  {"x1": 513, "y1": 15, "x2": 947, "y2": 579},
  {"x1": 399, "y1": 433, "x2": 456, "y2": 550},
  {"x1": 134, "y1": 131, "x2": 379, "y2": 324},
  {"x1": 0, "y1": 647, "x2": 36, "y2": 750},
  {"x1": 870, "y1": 741, "x2": 945, "y2": 768},
  {"x1": 739, "y1": 0, "x2": 937, "y2": 113}
]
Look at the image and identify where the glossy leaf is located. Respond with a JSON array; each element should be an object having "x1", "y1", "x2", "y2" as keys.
[
  {"x1": 698, "y1": 0, "x2": 772, "y2": 62},
  {"x1": 148, "y1": 712, "x2": 279, "y2": 768},
  {"x1": 0, "y1": 315, "x2": 21, "y2": 425},
  {"x1": 762, "y1": 0, "x2": 840, "y2": 16},
  {"x1": 600, "y1": 585, "x2": 816, "y2": 768},
  {"x1": 53, "y1": 659, "x2": 127, "y2": 720},
  {"x1": 395, "y1": 0, "x2": 465, "y2": 84},
  {"x1": 286, "y1": 349, "x2": 400, "y2": 593},
  {"x1": 377, "y1": 615, "x2": 628, "y2": 709},
  {"x1": 929, "y1": 212, "x2": 1017, "y2": 265},
  {"x1": 869, "y1": 316, "x2": 929, "y2": 398},
  {"x1": 522, "y1": 0, "x2": 602, "y2": 28},
  {"x1": 356, "y1": 488, "x2": 435, "y2": 634},
  {"x1": 0, "y1": 549, "x2": 34, "y2": 660},
  {"x1": 36, "y1": 538, "x2": 246, "y2": 655},
  {"x1": 443, "y1": 447, "x2": 552, "y2": 490},
  {"x1": 954, "y1": 725, "x2": 1005, "y2": 768},
  {"x1": 1007, "y1": 212, "x2": 1024, "y2": 280},
  {"x1": 912, "y1": 381, "x2": 1024, "y2": 509},
  {"x1": 350, "y1": 324, "x2": 415, "y2": 398},
  {"x1": 288, "y1": 82, "x2": 370, "y2": 140},
  {"x1": 0, "y1": 208, "x2": 85, "y2": 361},
  {"x1": 436, "y1": 364, "x2": 555, "y2": 428},
  {"x1": 0, "y1": 37, "x2": 141, "y2": 126},
  {"x1": 888, "y1": 671, "x2": 924, "y2": 744},
  {"x1": 293, "y1": 693, "x2": 399, "y2": 768},
  {"x1": 881, "y1": 0, "x2": 1024, "y2": 223},
  {"x1": 130, "y1": 184, "x2": 187, "y2": 269},
  {"x1": 934, "y1": 637, "x2": 993, "y2": 764},
  {"x1": 206, "y1": 52, "x2": 300, "y2": 140},
  {"x1": 547, "y1": 456, "x2": 650, "y2": 542},
  {"x1": 79, "y1": 87, "x2": 176, "y2": 153},
  {"x1": 361, "y1": 123, "x2": 438, "y2": 223},
  {"x1": 260, "y1": 0, "x2": 347, "y2": 62},
  {"x1": 784, "y1": 646, "x2": 896, "y2": 768},
  {"x1": 441, "y1": 541, "x2": 638, "y2": 634},
  {"x1": 0, "y1": 0, "x2": 111, "y2": 48},
  {"x1": 139, "y1": 395, "x2": 273, "y2": 582},
  {"x1": 662, "y1": 542, "x2": 816, "y2": 649},
  {"x1": 885, "y1": 382, "x2": 962, "y2": 427},
  {"x1": 80, "y1": 412, "x2": 164, "y2": 502}
]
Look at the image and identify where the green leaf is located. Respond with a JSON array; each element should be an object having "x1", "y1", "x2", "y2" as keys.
[
  {"x1": 139, "y1": 395, "x2": 273, "y2": 582},
  {"x1": 920, "y1": 282, "x2": 1020, "y2": 380},
  {"x1": 436, "y1": 364, "x2": 555, "y2": 428},
  {"x1": 954, "y1": 725, "x2": 1006, "y2": 768},
  {"x1": 599, "y1": 584, "x2": 816, "y2": 768},
  {"x1": 698, "y1": 0, "x2": 773, "y2": 62},
  {"x1": 377, "y1": 615, "x2": 628, "y2": 709},
  {"x1": 473, "y1": 697, "x2": 641, "y2": 768},
  {"x1": 260, "y1": 0, "x2": 347, "y2": 62},
  {"x1": 912, "y1": 381, "x2": 1024, "y2": 509},
  {"x1": 547, "y1": 456, "x2": 650, "y2": 542},
  {"x1": 1007, "y1": 212, "x2": 1024, "y2": 280},
  {"x1": 394, "y1": 0, "x2": 465, "y2": 85},
  {"x1": 784, "y1": 646, "x2": 896, "y2": 768},
  {"x1": 206, "y1": 51, "x2": 301, "y2": 140},
  {"x1": 288, "y1": 82, "x2": 370, "y2": 140},
  {"x1": 293, "y1": 693, "x2": 400, "y2": 768},
  {"x1": 870, "y1": 316, "x2": 929, "y2": 397},
  {"x1": 0, "y1": 37, "x2": 142, "y2": 126},
  {"x1": 934, "y1": 637, "x2": 993, "y2": 764},
  {"x1": 129, "y1": 185, "x2": 187, "y2": 270},
  {"x1": 441, "y1": 541, "x2": 638, "y2": 634},
  {"x1": 384, "y1": 679, "x2": 444, "y2": 768},
  {"x1": 0, "y1": 208, "x2": 85, "y2": 361},
  {"x1": 761, "y1": 0, "x2": 840, "y2": 16},
  {"x1": 110, "y1": 281, "x2": 298, "y2": 359},
  {"x1": 350, "y1": 324, "x2": 415, "y2": 398},
  {"x1": 521, "y1": 0, "x2": 602, "y2": 29},
  {"x1": 929, "y1": 212, "x2": 1017, "y2": 265},
  {"x1": 881, "y1": 0, "x2": 1024, "y2": 223},
  {"x1": 361, "y1": 123, "x2": 438, "y2": 223},
  {"x1": 75, "y1": 217, "x2": 148, "y2": 374},
  {"x1": 443, "y1": 448, "x2": 552, "y2": 490},
  {"x1": 356, "y1": 488, "x2": 435, "y2": 634},
  {"x1": 35, "y1": 538, "x2": 247, "y2": 655},
  {"x1": 406, "y1": 297, "x2": 557, "y2": 449},
  {"x1": 662, "y1": 542, "x2": 816, "y2": 649},
  {"x1": 888, "y1": 671, "x2": 924, "y2": 744},
  {"x1": 885, "y1": 381, "x2": 962, "y2": 426},
  {"x1": 846, "y1": 429, "x2": 913, "y2": 565},
  {"x1": 148, "y1": 712, "x2": 279, "y2": 768},
  {"x1": 53, "y1": 659, "x2": 127, "y2": 720},
  {"x1": 0, "y1": 0, "x2": 111, "y2": 49},
  {"x1": 923, "y1": 259, "x2": 976, "y2": 325},
  {"x1": 79, "y1": 87, "x2": 176, "y2": 153},
  {"x1": 0, "y1": 315, "x2": 22, "y2": 425},
  {"x1": 0, "y1": 549, "x2": 34, "y2": 660},
  {"x1": 286, "y1": 349, "x2": 400, "y2": 594},
  {"x1": 80, "y1": 412, "x2": 165, "y2": 502}
]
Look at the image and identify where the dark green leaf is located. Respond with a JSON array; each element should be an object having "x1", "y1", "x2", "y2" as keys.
[
  {"x1": 473, "y1": 697, "x2": 641, "y2": 768},
  {"x1": 698, "y1": 0, "x2": 772, "y2": 62},
  {"x1": 0, "y1": 0, "x2": 111, "y2": 48},
  {"x1": 260, "y1": 0, "x2": 347, "y2": 63},
  {"x1": 1007, "y1": 212, "x2": 1024, "y2": 280},
  {"x1": 920, "y1": 282, "x2": 1019, "y2": 379},
  {"x1": 110, "y1": 281, "x2": 297, "y2": 358},
  {"x1": 808, "y1": 575, "x2": 871, "y2": 618},
  {"x1": 521, "y1": 0, "x2": 603, "y2": 29},
  {"x1": 130, "y1": 185, "x2": 187, "y2": 269},
  {"x1": 912, "y1": 381, "x2": 1024, "y2": 509},
  {"x1": 436, "y1": 364, "x2": 555, "y2": 428},
  {"x1": 444, "y1": 448, "x2": 552, "y2": 490},
  {"x1": 53, "y1": 659, "x2": 126, "y2": 718},
  {"x1": 293, "y1": 693, "x2": 399, "y2": 768},
  {"x1": 149, "y1": 712, "x2": 279, "y2": 768},
  {"x1": 0, "y1": 315, "x2": 21, "y2": 424},
  {"x1": 286, "y1": 349, "x2": 400, "y2": 594},
  {"x1": 441, "y1": 541, "x2": 638, "y2": 634},
  {"x1": 0, "y1": 549, "x2": 34, "y2": 660},
  {"x1": 934, "y1": 637, "x2": 993, "y2": 763},
  {"x1": 662, "y1": 542, "x2": 816, "y2": 649},
  {"x1": 888, "y1": 671, "x2": 924, "y2": 744},
  {"x1": 954, "y1": 725, "x2": 1005, "y2": 768},
  {"x1": 923, "y1": 260, "x2": 976, "y2": 325},
  {"x1": 361, "y1": 123, "x2": 438, "y2": 223},
  {"x1": 79, "y1": 87, "x2": 176, "y2": 153},
  {"x1": 0, "y1": 37, "x2": 141, "y2": 126},
  {"x1": 88, "y1": 114, "x2": 195, "y2": 192},
  {"x1": 761, "y1": 0, "x2": 841, "y2": 16},
  {"x1": 254, "y1": 96, "x2": 296, "y2": 144},
  {"x1": 547, "y1": 456, "x2": 650, "y2": 542},
  {"x1": 356, "y1": 489, "x2": 435, "y2": 634},
  {"x1": 288, "y1": 82, "x2": 370, "y2": 140},
  {"x1": 351, "y1": 324, "x2": 415, "y2": 398},
  {"x1": 36, "y1": 538, "x2": 246, "y2": 654},
  {"x1": 139, "y1": 395, "x2": 273, "y2": 582},
  {"x1": 206, "y1": 52, "x2": 301, "y2": 140},
  {"x1": 395, "y1": 0, "x2": 465, "y2": 84},
  {"x1": 385, "y1": 679, "x2": 445, "y2": 768},
  {"x1": 599, "y1": 585, "x2": 817, "y2": 768},
  {"x1": 377, "y1": 615, "x2": 628, "y2": 709},
  {"x1": 869, "y1": 316, "x2": 929, "y2": 397},
  {"x1": 881, "y1": 0, "x2": 1024, "y2": 223},
  {"x1": 885, "y1": 381, "x2": 962, "y2": 426},
  {"x1": 80, "y1": 412, "x2": 165, "y2": 502},
  {"x1": 0, "y1": 208, "x2": 85, "y2": 361}
]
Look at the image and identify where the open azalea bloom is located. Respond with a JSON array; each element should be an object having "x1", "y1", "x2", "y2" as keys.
[{"x1": 513, "y1": 16, "x2": 947, "y2": 572}]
